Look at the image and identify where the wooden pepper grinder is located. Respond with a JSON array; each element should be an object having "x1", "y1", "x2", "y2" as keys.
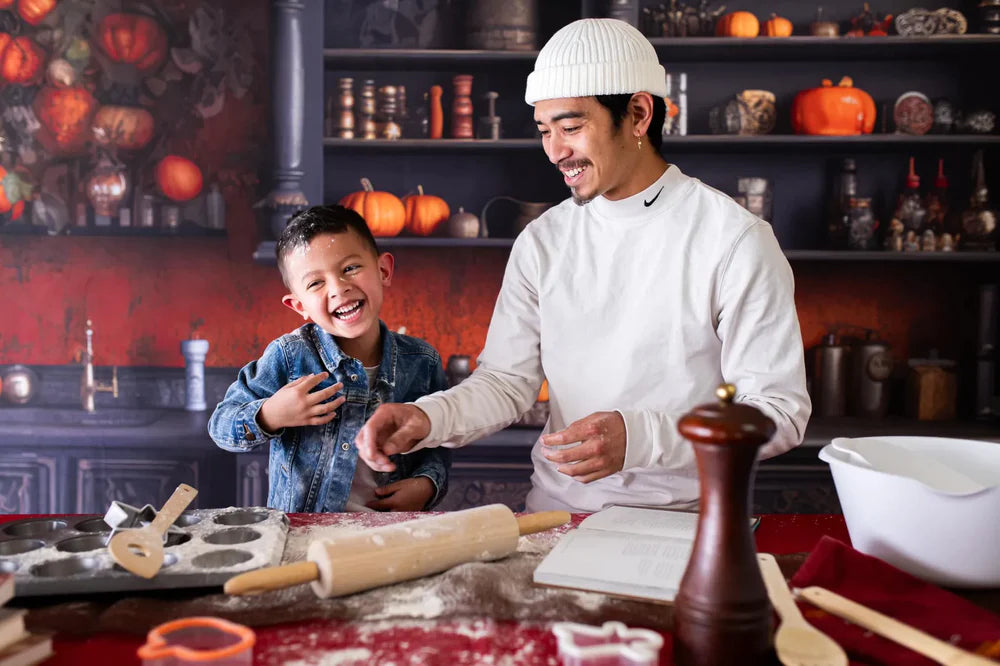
[
  {"x1": 451, "y1": 74, "x2": 474, "y2": 139},
  {"x1": 673, "y1": 383, "x2": 775, "y2": 666},
  {"x1": 429, "y1": 85, "x2": 444, "y2": 139}
]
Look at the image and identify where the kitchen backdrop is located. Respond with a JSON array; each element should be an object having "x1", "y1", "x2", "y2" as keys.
[{"x1": 0, "y1": 0, "x2": 997, "y2": 515}]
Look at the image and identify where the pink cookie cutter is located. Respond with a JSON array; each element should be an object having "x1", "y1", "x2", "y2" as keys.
[{"x1": 552, "y1": 620, "x2": 663, "y2": 666}]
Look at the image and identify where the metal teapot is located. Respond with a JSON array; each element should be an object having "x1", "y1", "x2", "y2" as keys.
[{"x1": 480, "y1": 195, "x2": 556, "y2": 238}]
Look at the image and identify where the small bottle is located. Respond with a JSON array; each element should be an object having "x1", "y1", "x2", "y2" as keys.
[
  {"x1": 677, "y1": 72, "x2": 688, "y2": 136},
  {"x1": 828, "y1": 158, "x2": 858, "y2": 249},
  {"x1": 923, "y1": 158, "x2": 949, "y2": 237},
  {"x1": 891, "y1": 157, "x2": 927, "y2": 235},
  {"x1": 359, "y1": 79, "x2": 377, "y2": 140},
  {"x1": 181, "y1": 338, "x2": 210, "y2": 411},
  {"x1": 336, "y1": 77, "x2": 355, "y2": 139},
  {"x1": 205, "y1": 183, "x2": 225, "y2": 230},
  {"x1": 960, "y1": 150, "x2": 998, "y2": 251}
]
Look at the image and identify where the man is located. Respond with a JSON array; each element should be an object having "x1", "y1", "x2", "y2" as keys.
[{"x1": 356, "y1": 18, "x2": 810, "y2": 512}]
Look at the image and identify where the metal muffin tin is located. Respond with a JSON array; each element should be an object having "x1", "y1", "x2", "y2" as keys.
[{"x1": 0, "y1": 507, "x2": 288, "y2": 597}]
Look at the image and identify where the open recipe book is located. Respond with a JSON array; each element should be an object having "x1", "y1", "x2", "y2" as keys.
[{"x1": 532, "y1": 505, "x2": 759, "y2": 604}]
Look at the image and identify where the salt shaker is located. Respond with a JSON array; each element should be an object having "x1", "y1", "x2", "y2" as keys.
[
  {"x1": 673, "y1": 383, "x2": 775, "y2": 666},
  {"x1": 181, "y1": 338, "x2": 210, "y2": 411}
]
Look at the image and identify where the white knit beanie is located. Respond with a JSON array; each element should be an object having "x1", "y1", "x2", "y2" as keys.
[{"x1": 525, "y1": 18, "x2": 667, "y2": 106}]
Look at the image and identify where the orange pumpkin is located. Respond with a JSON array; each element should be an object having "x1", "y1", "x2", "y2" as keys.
[
  {"x1": 92, "y1": 105, "x2": 155, "y2": 150},
  {"x1": 0, "y1": 0, "x2": 13, "y2": 9},
  {"x1": 17, "y1": 0, "x2": 56, "y2": 26},
  {"x1": 156, "y1": 156, "x2": 203, "y2": 202},
  {"x1": 715, "y1": 11, "x2": 760, "y2": 37},
  {"x1": 99, "y1": 12, "x2": 167, "y2": 72},
  {"x1": 339, "y1": 178, "x2": 405, "y2": 237},
  {"x1": 763, "y1": 14, "x2": 793, "y2": 37},
  {"x1": 402, "y1": 185, "x2": 450, "y2": 236},
  {"x1": 791, "y1": 76, "x2": 876, "y2": 136},
  {"x1": 0, "y1": 35, "x2": 45, "y2": 84},
  {"x1": 33, "y1": 85, "x2": 98, "y2": 156}
]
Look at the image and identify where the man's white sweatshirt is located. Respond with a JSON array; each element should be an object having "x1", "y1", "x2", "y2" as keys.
[{"x1": 413, "y1": 165, "x2": 811, "y2": 512}]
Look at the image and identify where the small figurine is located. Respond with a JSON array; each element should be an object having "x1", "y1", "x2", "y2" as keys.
[
  {"x1": 846, "y1": 2, "x2": 893, "y2": 36},
  {"x1": 920, "y1": 228, "x2": 937, "y2": 251},
  {"x1": 903, "y1": 229, "x2": 920, "y2": 252},
  {"x1": 885, "y1": 218, "x2": 905, "y2": 251},
  {"x1": 937, "y1": 232, "x2": 957, "y2": 252}
]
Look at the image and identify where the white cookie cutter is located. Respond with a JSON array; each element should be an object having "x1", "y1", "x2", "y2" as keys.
[{"x1": 552, "y1": 620, "x2": 663, "y2": 666}]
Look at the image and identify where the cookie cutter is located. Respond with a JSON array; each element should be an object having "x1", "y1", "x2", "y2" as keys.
[
  {"x1": 104, "y1": 501, "x2": 187, "y2": 541},
  {"x1": 552, "y1": 620, "x2": 663, "y2": 666},
  {"x1": 138, "y1": 616, "x2": 255, "y2": 665}
]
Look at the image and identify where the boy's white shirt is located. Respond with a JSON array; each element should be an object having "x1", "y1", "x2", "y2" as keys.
[{"x1": 410, "y1": 164, "x2": 811, "y2": 513}]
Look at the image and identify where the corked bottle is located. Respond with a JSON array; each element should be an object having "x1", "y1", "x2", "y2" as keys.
[{"x1": 673, "y1": 383, "x2": 775, "y2": 666}]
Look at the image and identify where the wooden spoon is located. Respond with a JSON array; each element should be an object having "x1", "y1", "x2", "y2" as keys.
[
  {"x1": 108, "y1": 484, "x2": 197, "y2": 579},
  {"x1": 758, "y1": 554, "x2": 848, "y2": 666},
  {"x1": 798, "y1": 586, "x2": 998, "y2": 666}
]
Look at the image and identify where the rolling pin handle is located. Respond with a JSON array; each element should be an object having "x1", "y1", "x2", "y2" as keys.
[
  {"x1": 224, "y1": 560, "x2": 320, "y2": 596},
  {"x1": 515, "y1": 511, "x2": 571, "y2": 535}
]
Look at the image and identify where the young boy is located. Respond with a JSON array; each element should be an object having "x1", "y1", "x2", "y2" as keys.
[{"x1": 208, "y1": 205, "x2": 450, "y2": 513}]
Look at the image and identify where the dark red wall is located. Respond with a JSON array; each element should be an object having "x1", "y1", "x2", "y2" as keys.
[{"x1": 1, "y1": 230, "x2": 971, "y2": 370}]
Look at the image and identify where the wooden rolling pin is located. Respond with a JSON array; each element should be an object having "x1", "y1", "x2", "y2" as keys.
[{"x1": 224, "y1": 503, "x2": 570, "y2": 598}]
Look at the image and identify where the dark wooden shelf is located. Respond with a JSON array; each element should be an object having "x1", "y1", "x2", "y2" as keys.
[
  {"x1": 0, "y1": 223, "x2": 225, "y2": 237},
  {"x1": 323, "y1": 35, "x2": 1000, "y2": 68},
  {"x1": 784, "y1": 250, "x2": 1000, "y2": 261},
  {"x1": 323, "y1": 135, "x2": 1000, "y2": 153},
  {"x1": 254, "y1": 239, "x2": 1000, "y2": 263}
]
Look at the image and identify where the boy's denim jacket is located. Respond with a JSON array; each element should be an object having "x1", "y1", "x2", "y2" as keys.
[{"x1": 208, "y1": 321, "x2": 450, "y2": 513}]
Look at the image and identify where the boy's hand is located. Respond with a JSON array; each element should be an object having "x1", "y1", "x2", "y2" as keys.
[
  {"x1": 355, "y1": 403, "x2": 431, "y2": 472},
  {"x1": 366, "y1": 476, "x2": 434, "y2": 512},
  {"x1": 257, "y1": 372, "x2": 345, "y2": 433}
]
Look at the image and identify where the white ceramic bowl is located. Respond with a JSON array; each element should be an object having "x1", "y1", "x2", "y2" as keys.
[{"x1": 819, "y1": 435, "x2": 1000, "y2": 587}]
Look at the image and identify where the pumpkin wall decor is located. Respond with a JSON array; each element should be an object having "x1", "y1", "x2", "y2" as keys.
[
  {"x1": 763, "y1": 14, "x2": 793, "y2": 37},
  {"x1": 92, "y1": 105, "x2": 155, "y2": 150},
  {"x1": 99, "y1": 12, "x2": 167, "y2": 72},
  {"x1": 791, "y1": 76, "x2": 876, "y2": 136},
  {"x1": 32, "y1": 85, "x2": 98, "y2": 156},
  {"x1": 715, "y1": 11, "x2": 760, "y2": 37},
  {"x1": 339, "y1": 178, "x2": 405, "y2": 237},
  {"x1": 156, "y1": 156, "x2": 203, "y2": 202},
  {"x1": 402, "y1": 185, "x2": 450, "y2": 236},
  {"x1": 17, "y1": 0, "x2": 57, "y2": 26},
  {"x1": 0, "y1": 35, "x2": 45, "y2": 85}
]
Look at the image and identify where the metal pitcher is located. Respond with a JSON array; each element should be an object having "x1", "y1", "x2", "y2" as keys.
[{"x1": 480, "y1": 195, "x2": 556, "y2": 238}]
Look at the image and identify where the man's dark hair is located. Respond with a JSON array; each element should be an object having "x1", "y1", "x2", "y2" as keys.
[
  {"x1": 594, "y1": 94, "x2": 666, "y2": 151},
  {"x1": 275, "y1": 205, "x2": 380, "y2": 286}
]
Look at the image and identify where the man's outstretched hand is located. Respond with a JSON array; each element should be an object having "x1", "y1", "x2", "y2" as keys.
[{"x1": 355, "y1": 403, "x2": 432, "y2": 472}]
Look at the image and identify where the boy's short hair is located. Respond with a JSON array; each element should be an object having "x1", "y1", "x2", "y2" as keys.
[{"x1": 275, "y1": 205, "x2": 380, "y2": 286}]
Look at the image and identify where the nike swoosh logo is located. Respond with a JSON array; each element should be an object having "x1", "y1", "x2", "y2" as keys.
[{"x1": 644, "y1": 187, "x2": 664, "y2": 207}]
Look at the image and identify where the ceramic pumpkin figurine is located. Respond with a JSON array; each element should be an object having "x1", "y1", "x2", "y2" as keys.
[
  {"x1": 156, "y1": 156, "x2": 203, "y2": 202},
  {"x1": 99, "y1": 12, "x2": 167, "y2": 72},
  {"x1": 792, "y1": 77, "x2": 876, "y2": 136},
  {"x1": 763, "y1": 14, "x2": 793, "y2": 37},
  {"x1": 339, "y1": 178, "x2": 405, "y2": 237},
  {"x1": 17, "y1": 0, "x2": 57, "y2": 26},
  {"x1": 92, "y1": 105, "x2": 155, "y2": 150},
  {"x1": 33, "y1": 85, "x2": 98, "y2": 156},
  {"x1": 402, "y1": 185, "x2": 450, "y2": 236},
  {"x1": 0, "y1": 35, "x2": 45, "y2": 85},
  {"x1": 715, "y1": 11, "x2": 760, "y2": 37}
]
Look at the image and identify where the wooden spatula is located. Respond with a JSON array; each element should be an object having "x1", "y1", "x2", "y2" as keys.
[
  {"x1": 798, "y1": 586, "x2": 998, "y2": 666},
  {"x1": 758, "y1": 554, "x2": 848, "y2": 666},
  {"x1": 108, "y1": 484, "x2": 197, "y2": 579}
]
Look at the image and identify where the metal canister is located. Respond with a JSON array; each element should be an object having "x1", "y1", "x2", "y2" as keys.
[
  {"x1": 465, "y1": 0, "x2": 537, "y2": 51},
  {"x1": 850, "y1": 331, "x2": 893, "y2": 418},
  {"x1": 813, "y1": 333, "x2": 850, "y2": 417}
]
